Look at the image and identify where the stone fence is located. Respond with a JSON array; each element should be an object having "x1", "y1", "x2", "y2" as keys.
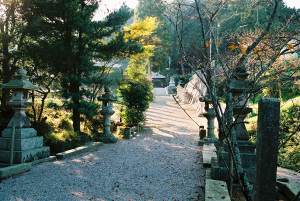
[{"x1": 176, "y1": 73, "x2": 206, "y2": 115}]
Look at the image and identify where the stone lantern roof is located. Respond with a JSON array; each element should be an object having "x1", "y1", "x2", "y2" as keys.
[
  {"x1": 0, "y1": 68, "x2": 39, "y2": 90},
  {"x1": 98, "y1": 86, "x2": 116, "y2": 102}
]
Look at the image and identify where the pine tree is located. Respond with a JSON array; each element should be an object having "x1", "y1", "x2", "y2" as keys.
[{"x1": 24, "y1": 0, "x2": 141, "y2": 132}]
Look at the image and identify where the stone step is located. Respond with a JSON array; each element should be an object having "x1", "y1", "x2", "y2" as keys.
[
  {"x1": 202, "y1": 143, "x2": 217, "y2": 167},
  {"x1": 2, "y1": 128, "x2": 37, "y2": 139},
  {"x1": 205, "y1": 179, "x2": 230, "y2": 201},
  {"x1": 0, "y1": 136, "x2": 44, "y2": 151},
  {"x1": 0, "y1": 146, "x2": 50, "y2": 164}
]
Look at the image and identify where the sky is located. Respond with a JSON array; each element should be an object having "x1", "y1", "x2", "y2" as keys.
[
  {"x1": 283, "y1": 0, "x2": 300, "y2": 9},
  {"x1": 94, "y1": 0, "x2": 300, "y2": 20}
]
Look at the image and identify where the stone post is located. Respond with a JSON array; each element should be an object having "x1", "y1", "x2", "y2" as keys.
[
  {"x1": 254, "y1": 98, "x2": 280, "y2": 201},
  {"x1": 203, "y1": 108, "x2": 216, "y2": 138},
  {"x1": 96, "y1": 86, "x2": 118, "y2": 143}
]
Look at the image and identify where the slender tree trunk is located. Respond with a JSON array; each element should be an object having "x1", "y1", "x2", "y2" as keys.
[
  {"x1": 72, "y1": 81, "x2": 81, "y2": 133},
  {"x1": 31, "y1": 91, "x2": 37, "y2": 123},
  {"x1": 38, "y1": 92, "x2": 49, "y2": 122},
  {"x1": 73, "y1": 106, "x2": 81, "y2": 133},
  {"x1": 1, "y1": 37, "x2": 11, "y2": 108}
]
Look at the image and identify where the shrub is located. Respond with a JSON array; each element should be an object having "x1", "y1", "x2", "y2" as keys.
[
  {"x1": 32, "y1": 121, "x2": 55, "y2": 137},
  {"x1": 277, "y1": 100, "x2": 300, "y2": 172},
  {"x1": 248, "y1": 98, "x2": 300, "y2": 172},
  {"x1": 47, "y1": 101, "x2": 61, "y2": 110},
  {"x1": 58, "y1": 116, "x2": 73, "y2": 131},
  {"x1": 118, "y1": 77, "x2": 154, "y2": 126},
  {"x1": 45, "y1": 131, "x2": 90, "y2": 155}
]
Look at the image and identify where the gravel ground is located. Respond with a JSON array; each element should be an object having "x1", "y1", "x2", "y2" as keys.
[{"x1": 0, "y1": 96, "x2": 205, "y2": 201}]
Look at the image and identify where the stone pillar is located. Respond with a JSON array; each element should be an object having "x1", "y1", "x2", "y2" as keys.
[
  {"x1": 96, "y1": 86, "x2": 118, "y2": 143},
  {"x1": 254, "y1": 98, "x2": 280, "y2": 201},
  {"x1": 204, "y1": 108, "x2": 216, "y2": 138}
]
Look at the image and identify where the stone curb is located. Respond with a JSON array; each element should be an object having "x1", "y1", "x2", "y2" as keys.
[
  {"x1": 0, "y1": 142, "x2": 103, "y2": 179},
  {"x1": 0, "y1": 163, "x2": 31, "y2": 179},
  {"x1": 0, "y1": 156, "x2": 56, "y2": 179},
  {"x1": 56, "y1": 142, "x2": 103, "y2": 160}
]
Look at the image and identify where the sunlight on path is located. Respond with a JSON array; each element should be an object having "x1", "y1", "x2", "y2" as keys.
[{"x1": 0, "y1": 95, "x2": 205, "y2": 201}]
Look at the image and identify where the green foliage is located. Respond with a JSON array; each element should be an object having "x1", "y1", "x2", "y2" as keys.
[
  {"x1": 278, "y1": 145, "x2": 300, "y2": 173},
  {"x1": 47, "y1": 101, "x2": 61, "y2": 110},
  {"x1": 58, "y1": 116, "x2": 73, "y2": 131},
  {"x1": 118, "y1": 78, "x2": 154, "y2": 126},
  {"x1": 45, "y1": 131, "x2": 91, "y2": 155},
  {"x1": 22, "y1": 0, "x2": 141, "y2": 132},
  {"x1": 248, "y1": 97, "x2": 300, "y2": 172},
  {"x1": 135, "y1": 0, "x2": 170, "y2": 72},
  {"x1": 33, "y1": 121, "x2": 55, "y2": 137}
]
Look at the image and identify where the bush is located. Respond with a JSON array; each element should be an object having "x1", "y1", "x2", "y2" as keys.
[
  {"x1": 47, "y1": 101, "x2": 61, "y2": 110},
  {"x1": 45, "y1": 131, "x2": 90, "y2": 155},
  {"x1": 32, "y1": 121, "x2": 55, "y2": 137},
  {"x1": 58, "y1": 116, "x2": 73, "y2": 131},
  {"x1": 247, "y1": 97, "x2": 300, "y2": 172},
  {"x1": 118, "y1": 77, "x2": 154, "y2": 126},
  {"x1": 278, "y1": 100, "x2": 300, "y2": 172}
]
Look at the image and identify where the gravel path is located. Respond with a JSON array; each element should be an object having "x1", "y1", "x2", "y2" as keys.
[{"x1": 0, "y1": 96, "x2": 205, "y2": 201}]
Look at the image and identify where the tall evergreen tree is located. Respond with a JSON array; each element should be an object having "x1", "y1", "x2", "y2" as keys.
[{"x1": 23, "y1": 0, "x2": 141, "y2": 132}]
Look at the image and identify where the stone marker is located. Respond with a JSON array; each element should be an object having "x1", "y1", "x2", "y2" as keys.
[
  {"x1": 124, "y1": 127, "x2": 131, "y2": 139},
  {"x1": 254, "y1": 98, "x2": 280, "y2": 201}
]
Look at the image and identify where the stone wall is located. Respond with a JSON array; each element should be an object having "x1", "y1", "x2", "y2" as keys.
[{"x1": 176, "y1": 73, "x2": 206, "y2": 114}]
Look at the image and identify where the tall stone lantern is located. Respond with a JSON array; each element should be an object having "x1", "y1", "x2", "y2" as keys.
[
  {"x1": 199, "y1": 91, "x2": 217, "y2": 142},
  {"x1": 96, "y1": 86, "x2": 118, "y2": 143},
  {"x1": 0, "y1": 68, "x2": 50, "y2": 164},
  {"x1": 211, "y1": 65, "x2": 256, "y2": 184}
]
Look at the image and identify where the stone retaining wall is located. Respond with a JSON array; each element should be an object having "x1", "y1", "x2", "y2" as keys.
[{"x1": 176, "y1": 73, "x2": 206, "y2": 114}]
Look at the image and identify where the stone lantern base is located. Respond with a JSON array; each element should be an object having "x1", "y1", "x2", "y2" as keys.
[
  {"x1": 0, "y1": 128, "x2": 50, "y2": 164},
  {"x1": 211, "y1": 140, "x2": 256, "y2": 184},
  {"x1": 94, "y1": 133, "x2": 118, "y2": 143}
]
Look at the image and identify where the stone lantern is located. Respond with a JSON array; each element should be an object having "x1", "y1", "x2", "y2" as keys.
[
  {"x1": 199, "y1": 91, "x2": 217, "y2": 142},
  {"x1": 96, "y1": 86, "x2": 118, "y2": 143},
  {"x1": 0, "y1": 68, "x2": 50, "y2": 164},
  {"x1": 211, "y1": 65, "x2": 256, "y2": 184}
]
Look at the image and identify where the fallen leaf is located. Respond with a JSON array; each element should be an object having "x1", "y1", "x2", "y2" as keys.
[{"x1": 222, "y1": 195, "x2": 226, "y2": 199}]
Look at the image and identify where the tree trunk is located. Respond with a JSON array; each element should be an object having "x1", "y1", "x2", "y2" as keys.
[
  {"x1": 73, "y1": 106, "x2": 81, "y2": 133},
  {"x1": 71, "y1": 81, "x2": 81, "y2": 133},
  {"x1": 38, "y1": 92, "x2": 49, "y2": 122}
]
